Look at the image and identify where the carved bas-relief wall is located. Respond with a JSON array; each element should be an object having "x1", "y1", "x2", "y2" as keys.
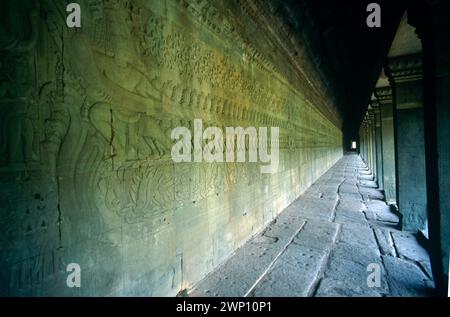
[{"x1": 0, "y1": 0, "x2": 342, "y2": 296}]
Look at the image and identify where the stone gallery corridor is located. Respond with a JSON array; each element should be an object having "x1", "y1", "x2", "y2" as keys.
[
  {"x1": 0, "y1": 0, "x2": 449, "y2": 297},
  {"x1": 191, "y1": 154, "x2": 434, "y2": 297}
]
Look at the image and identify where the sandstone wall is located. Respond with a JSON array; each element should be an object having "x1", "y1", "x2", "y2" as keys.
[{"x1": 0, "y1": 0, "x2": 342, "y2": 296}]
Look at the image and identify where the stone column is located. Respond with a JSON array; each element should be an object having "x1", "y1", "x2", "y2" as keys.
[
  {"x1": 412, "y1": 0, "x2": 450, "y2": 293},
  {"x1": 366, "y1": 113, "x2": 374, "y2": 176},
  {"x1": 366, "y1": 114, "x2": 372, "y2": 171},
  {"x1": 360, "y1": 120, "x2": 367, "y2": 163},
  {"x1": 433, "y1": 4, "x2": 450, "y2": 288},
  {"x1": 387, "y1": 53, "x2": 428, "y2": 232},
  {"x1": 359, "y1": 124, "x2": 364, "y2": 159},
  {"x1": 366, "y1": 115, "x2": 372, "y2": 170},
  {"x1": 376, "y1": 87, "x2": 396, "y2": 204},
  {"x1": 363, "y1": 118, "x2": 370, "y2": 168},
  {"x1": 362, "y1": 120, "x2": 368, "y2": 164},
  {"x1": 372, "y1": 101, "x2": 384, "y2": 189},
  {"x1": 364, "y1": 116, "x2": 370, "y2": 168}
]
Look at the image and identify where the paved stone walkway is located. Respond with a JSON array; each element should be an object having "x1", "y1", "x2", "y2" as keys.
[{"x1": 189, "y1": 154, "x2": 435, "y2": 297}]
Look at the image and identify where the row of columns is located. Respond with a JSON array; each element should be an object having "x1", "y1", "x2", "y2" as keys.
[
  {"x1": 359, "y1": 98, "x2": 395, "y2": 205},
  {"x1": 360, "y1": 53, "x2": 430, "y2": 274},
  {"x1": 359, "y1": 1, "x2": 450, "y2": 294},
  {"x1": 359, "y1": 109, "x2": 378, "y2": 186}
]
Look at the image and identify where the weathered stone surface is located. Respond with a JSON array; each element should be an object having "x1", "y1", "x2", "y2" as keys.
[
  {"x1": 288, "y1": 196, "x2": 338, "y2": 221},
  {"x1": 339, "y1": 192, "x2": 363, "y2": 202},
  {"x1": 359, "y1": 179, "x2": 378, "y2": 188},
  {"x1": 331, "y1": 240, "x2": 381, "y2": 267},
  {"x1": 391, "y1": 232, "x2": 429, "y2": 262},
  {"x1": 334, "y1": 198, "x2": 367, "y2": 225},
  {"x1": 251, "y1": 244, "x2": 328, "y2": 297},
  {"x1": 338, "y1": 223, "x2": 379, "y2": 251},
  {"x1": 366, "y1": 200, "x2": 399, "y2": 224},
  {"x1": 391, "y1": 231, "x2": 432, "y2": 277},
  {"x1": 316, "y1": 241, "x2": 388, "y2": 296},
  {"x1": 294, "y1": 220, "x2": 340, "y2": 251},
  {"x1": 363, "y1": 208, "x2": 378, "y2": 222},
  {"x1": 374, "y1": 228, "x2": 397, "y2": 257},
  {"x1": 358, "y1": 174, "x2": 374, "y2": 181},
  {"x1": 303, "y1": 186, "x2": 339, "y2": 201},
  {"x1": 358, "y1": 186, "x2": 385, "y2": 201},
  {"x1": 382, "y1": 256, "x2": 434, "y2": 296},
  {"x1": 315, "y1": 277, "x2": 383, "y2": 297},
  {"x1": 334, "y1": 210, "x2": 368, "y2": 226},
  {"x1": 258, "y1": 217, "x2": 306, "y2": 244},
  {"x1": 339, "y1": 183, "x2": 360, "y2": 194}
]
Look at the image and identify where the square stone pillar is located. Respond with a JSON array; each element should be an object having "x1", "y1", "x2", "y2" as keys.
[
  {"x1": 375, "y1": 87, "x2": 396, "y2": 204},
  {"x1": 359, "y1": 125, "x2": 364, "y2": 159},
  {"x1": 363, "y1": 118, "x2": 372, "y2": 170},
  {"x1": 366, "y1": 115, "x2": 372, "y2": 171},
  {"x1": 368, "y1": 110, "x2": 377, "y2": 178},
  {"x1": 363, "y1": 121, "x2": 368, "y2": 164},
  {"x1": 372, "y1": 101, "x2": 384, "y2": 189},
  {"x1": 360, "y1": 120, "x2": 368, "y2": 164},
  {"x1": 433, "y1": 4, "x2": 450, "y2": 289},
  {"x1": 415, "y1": 1, "x2": 450, "y2": 292},
  {"x1": 387, "y1": 53, "x2": 427, "y2": 232}
]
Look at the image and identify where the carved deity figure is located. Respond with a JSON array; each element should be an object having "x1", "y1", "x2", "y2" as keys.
[{"x1": 0, "y1": 2, "x2": 39, "y2": 166}]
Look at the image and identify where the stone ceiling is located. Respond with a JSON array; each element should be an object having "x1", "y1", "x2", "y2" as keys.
[{"x1": 276, "y1": 0, "x2": 406, "y2": 142}]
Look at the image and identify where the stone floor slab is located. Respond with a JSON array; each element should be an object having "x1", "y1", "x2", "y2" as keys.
[
  {"x1": 374, "y1": 228, "x2": 397, "y2": 257},
  {"x1": 293, "y1": 219, "x2": 340, "y2": 251},
  {"x1": 250, "y1": 244, "x2": 327, "y2": 297},
  {"x1": 382, "y1": 255, "x2": 435, "y2": 296},
  {"x1": 316, "y1": 242, "x2": 388, "y2": 296},
  {"x1": 391, "y1": 231, "x2": 432, "y2": 277},
  {"x1": 338, "y1": 223, "x2": 379, "y2": 251}
]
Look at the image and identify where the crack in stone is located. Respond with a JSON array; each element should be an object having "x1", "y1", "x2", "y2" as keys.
[
  {"x1": 244, "y1": 221, "x2": 307, "y2": 297},
  {"x1": 330, "y1": 178, "x2": 345, "y2": 222},
  {"x1": 389, "y1": 231, "x2": 400, "y2": 258},
  {"x1": 307, "y1": 223, "x2": 342, "y2": 297}
]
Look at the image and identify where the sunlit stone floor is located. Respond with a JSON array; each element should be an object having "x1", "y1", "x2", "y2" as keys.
[{"x1": 189, "y1": 154, "x2": 435, "y2": 297}]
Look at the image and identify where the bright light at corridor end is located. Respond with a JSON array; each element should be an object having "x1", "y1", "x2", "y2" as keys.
[{"x1": 351, "y1": 141, "x2": 357, "y2": 150}]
